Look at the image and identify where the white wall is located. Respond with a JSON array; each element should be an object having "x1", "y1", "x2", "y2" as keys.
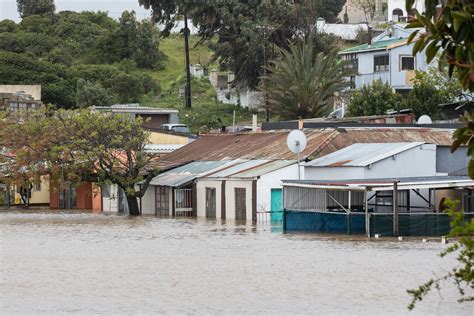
[
  {"x1": 102, "y1": 184, "x2": 118, "y2": 213},
  {"x1": 354, "y1": 43, "x2": 429, "y2": 90},
  {"x1": 305, "y1": 166, "x2": 365, "y2": 180},
  {"x1": 366, "y1": 144, "x2": 436, "y2": 178},
  {"x1": 388, "y1": 0, "x2": 425, "y2": 21},
  {"x1": 305, "y1": 144, "x2": 437, "y2": 180},
  {"x1": 196, "y1": 180, "x2": 222, "y2": 218},
  {"x1": 141, "y1": 186, "x2": 155, "y2": 215},
  {"x1": 257, "y1": 164, "x2": 299, "y2": 213}
]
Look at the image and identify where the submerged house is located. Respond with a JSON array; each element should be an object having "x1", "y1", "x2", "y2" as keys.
[
  {"x1": 283, "y1": 142, "x2": 474, "y2": 236},
  {"x1": 141, "y1": 161, "x2": 230, "y2": 216},
  {"x1": 196, "y1": 160, "x2": 298, "y2": 222},
  {"x1": 282, "y1": 176, "x2": 474, "y2": 237}
]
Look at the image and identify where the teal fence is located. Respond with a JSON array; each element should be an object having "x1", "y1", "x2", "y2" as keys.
[
  {"x1": 283, "y1": 210, "x2": 366, "y2": 235},
  {"x1": 283, "y1": 209, "x2": 474, "y2": 237},
  {"x1": 370, "y1": 213, "x2": 474, "y2": 237}
]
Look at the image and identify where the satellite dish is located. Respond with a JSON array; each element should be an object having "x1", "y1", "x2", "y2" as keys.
[
  {"x1": 287, "y1": 130, "x2": 307, "y2": 154},
  {"x1": 418, "y1": 115, "x2": 433, "y2": 124}
]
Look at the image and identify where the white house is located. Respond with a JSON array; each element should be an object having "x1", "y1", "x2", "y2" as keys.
[
  {"x1": 142, "y1": 161, "x2": 231, "y2": 216},
  {"x1": 304, "y1": 142, "x2": 436, "y2": 180},
  {"x1": 196, "y1": 160, "x2": 298, "y2": 222},
  {"x1": 388, "y1": 0, "x2": 425, "y2": 22},
  {"x1": 303, "y1": 142, "x2": 441, "y2": 212},
  {"x1": 339, "y1": 24, "x2": 429, "y2": 92}
]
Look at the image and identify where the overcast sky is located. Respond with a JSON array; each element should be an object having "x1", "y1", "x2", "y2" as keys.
[{"x1": 0, "y1": 0, "x2": 151, "y2": 21}]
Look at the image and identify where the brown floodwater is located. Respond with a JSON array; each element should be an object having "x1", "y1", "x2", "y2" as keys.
[{"x1": 0, "y1": 211, "x2": 472, "y2": 315}]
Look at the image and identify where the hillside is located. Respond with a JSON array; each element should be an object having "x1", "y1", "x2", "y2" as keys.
[{"x1": 142, "y1": 34, "x2": 257, "y2": 132}]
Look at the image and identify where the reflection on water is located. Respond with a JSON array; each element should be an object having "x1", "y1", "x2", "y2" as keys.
[{"x1": 0, "y1": 211, "x2": 472, "y2": 314}]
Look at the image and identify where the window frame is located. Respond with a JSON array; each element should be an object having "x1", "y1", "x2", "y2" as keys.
[
  {"x1": 399, "y1": 55, "x2": 415, "y2": 71},
  {"x1": 373, "y1": 54, "x2": 390, "y2": 73}
]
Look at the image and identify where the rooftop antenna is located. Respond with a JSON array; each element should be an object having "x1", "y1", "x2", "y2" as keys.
[{"x1": 287, "y1": 130, "x2": 307, "y2": 180}]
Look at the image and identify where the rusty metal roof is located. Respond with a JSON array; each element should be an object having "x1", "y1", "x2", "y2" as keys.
[{"x1": 153, "y1": 128, "x2": 454, "y2": 170}]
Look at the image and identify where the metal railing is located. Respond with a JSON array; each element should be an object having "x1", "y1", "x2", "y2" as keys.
[{"x1": 175, "y1": 188, "x2": 193, "y2": 216}]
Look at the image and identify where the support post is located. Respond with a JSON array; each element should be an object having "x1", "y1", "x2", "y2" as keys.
[
  {"x1": 297, "y1": 150, "x2": 301, "y2": 180},
  {"x1": 348, "y1": 191, "x2": 351, "y2": 212},
  {"x1": 364, "y1": 190, "x2": 369, "y2": 237},
  {"x1": 393, "y1": 181, "x2": 399, "y2": 237}
]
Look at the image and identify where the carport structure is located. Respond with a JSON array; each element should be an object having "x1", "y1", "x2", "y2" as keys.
[{"x1": 282, "y1": 176, "x2": 474, "y2": 237}]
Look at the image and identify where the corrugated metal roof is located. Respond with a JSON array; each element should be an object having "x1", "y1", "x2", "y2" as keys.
[
  {"x1": 201, "y1": 159, "x2": 296, "y2": 179},
  {"x1": 305, "y1": 142, "x2": 425, "y2": 167},
  {"x1": 205, "y1": 160, "x2": 269, "y2": 178},
  {"x1": 339, "y1": 38, "x2": 405, "y2": 54},
  {"x1": 283, "y1": 176, "x2": 474, "y2": 191},
  {"x1": 232, "y1": 160, "x2": 296, "y2": 178},
  {"x1": 152, "y1": 128, "x2": 454, "y2": 170},
  {"x1": 149, "y1": 161, "x2": 229, "y2": 187},
  {"x1": 144, "y1": 144, "x2": 185, "y2": 154}
]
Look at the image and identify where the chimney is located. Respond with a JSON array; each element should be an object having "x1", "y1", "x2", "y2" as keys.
[{"x1": 367, "y1": 25, "x2": 372, "y2": 46}]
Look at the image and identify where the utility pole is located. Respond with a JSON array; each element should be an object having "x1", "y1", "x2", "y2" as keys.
[
  {"x1": 184, "y1": 13, "x2": 192, "y2": 108},
  {"x1": 263, "y1": 25, "x2": 269, "y2": 122}
]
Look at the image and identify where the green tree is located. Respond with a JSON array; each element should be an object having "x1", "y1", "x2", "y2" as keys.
[
  {"x1": 0, "y1": 51, "x2": 76, "y2": 107},
  {"x1": 406, "y1": 0, "x2": 474, "y2": 91},
  {"x1": 1, "y1": 108, "x2": 158, "y2": 216},
  {"x1": 95, "y1": 11, "x2": 161, "y2": 68},
  {"x1": 405, "y1": 68, "x2": 463, "y2": 119},
  {"x1": 407, "y1": 199, "x2": 474, "y2": 310},
  {"x1": 260, "y1": 41, "x2": 347, "y2": 120},
  {"x1": 110, "y1": 74, "x2": 145, "y2": 103},
  {"x1": 140, "y1": 0, "x2": 343, "y2": 89},
  {"x1": 76, "y1": 78, "x2": 113, "y2": 107},
  {"x1": 347, "y1": 80, "x2": 403, "y2": 116},
  {"x1": 17, "y1": 0, "x2": 55, "y2": 18}
]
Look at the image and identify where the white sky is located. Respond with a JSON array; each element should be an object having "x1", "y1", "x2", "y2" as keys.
[{"x1": 0, "y1": 0, "x2": 151, "y2": 21}]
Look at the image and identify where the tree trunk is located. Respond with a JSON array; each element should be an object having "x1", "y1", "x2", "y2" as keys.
[{"x1": 127, "y1": 195, "x2": 140, "y2": 216}]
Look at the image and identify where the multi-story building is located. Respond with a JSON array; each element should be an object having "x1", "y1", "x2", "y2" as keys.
[{"x1": 339, "y1": 24, "x2": 429, "y2": 93}]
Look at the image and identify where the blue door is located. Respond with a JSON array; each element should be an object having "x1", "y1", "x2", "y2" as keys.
[{"x1": 270, "y1": 188, "x2": 283, "y2": 222}]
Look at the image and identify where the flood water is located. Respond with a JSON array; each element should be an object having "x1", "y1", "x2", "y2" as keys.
[{"x1": 1, "y1": 211, "x2": 472, "y2": 315}]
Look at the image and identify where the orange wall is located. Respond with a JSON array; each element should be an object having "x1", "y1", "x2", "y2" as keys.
[
  {"x1": 76, "y1": 182, "x2": 92, "y2": 209},
  {"x1": 50, "y1": 191, "x2": 59, "y2": 209},
  {"x1": 92, "y1": 185, "x2": 102, "y2": 212},
  {"x1": 49, "y1": 181, "x2": 95, "y2": 210}
]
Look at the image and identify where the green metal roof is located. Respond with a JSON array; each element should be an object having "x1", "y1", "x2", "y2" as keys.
[{"x1": 340, "y1": 38, "x2": 405, "y2": 54}]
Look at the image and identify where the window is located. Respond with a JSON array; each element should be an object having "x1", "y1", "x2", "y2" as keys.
[
  {"x1": 400, "y1": 56, "x2": 415, "y2": 71},
  {"x1": 34, "y1": 177, "x2": 41, "y2": 191},
  {"x1": 350, "y1": 76, "x2": 356, "y2": 89},
  {"x1": 374, "y1": 54, "x2": 389, "y2": 72},
  {"x1": 102, "y1": 185, "x2": 110, "y2": 198}
]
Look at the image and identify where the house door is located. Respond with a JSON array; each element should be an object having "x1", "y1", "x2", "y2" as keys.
[
  {"x1": 155, "y1": 186, "x2": 170, "y2": 216},
  {"x1": 270, "y1": 188, "x2": 283, "y2": 222},
  {"x1": 205, "y1": 187, "x2": 216, "y2": 219},
  {"x1": 235, "y1": 188, "x2": 246, "y2": 221},
  {"x1": 58, "y1": 185, "x2": 76, "y2": 209},
  {"x1": 117, "y1": 188, "x2": 129, "y2": 214}
]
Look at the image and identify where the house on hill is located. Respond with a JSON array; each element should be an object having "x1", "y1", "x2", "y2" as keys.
[{"x1": 339, "y1": 24, "x2": 429, "y2": 92}]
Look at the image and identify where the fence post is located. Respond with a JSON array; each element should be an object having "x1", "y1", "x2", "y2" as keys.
[{"x1": 393, "y1": 180, "x2": 399, "y2": 237}]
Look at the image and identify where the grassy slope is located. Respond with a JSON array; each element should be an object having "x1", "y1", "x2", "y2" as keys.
[
  {"x1": 147, "y1": 34, "x2": 217, "y2": 90},
  {"x1": 141, "y1": 34, "x2": 257, "y2": 133}
]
